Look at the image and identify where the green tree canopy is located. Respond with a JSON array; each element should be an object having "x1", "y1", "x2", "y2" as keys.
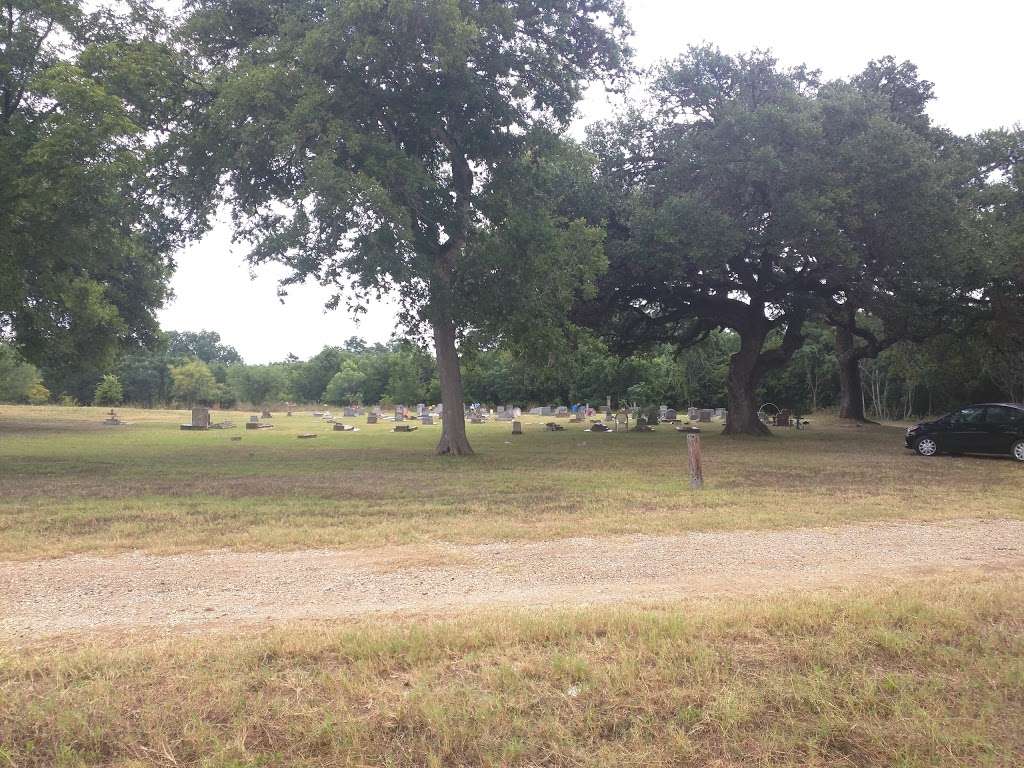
[
  {"x1": 582, "y1": 47, "x2": 970, "y2": 434},
  {"x1": 322, "y1": 360, "x2": 366, "y2": 406},
  {"x1": 815, "y1": 58, "x2": 975, "y2": 422},
  {"x1": 0, "y1": 343, "x2": 43, "y2": 402},
  {"x1": 170, "y1": 359, "x2": 218, "y2": 406},
  {"x1": 227, "y1": 364, "x2": 287, "y2": 407},
  {"x1": 166, "y1": 330, "x2": 242, "y2": 365},
  {"x1": 0, "y1": 0, "x2": 184, "y2": 400}
]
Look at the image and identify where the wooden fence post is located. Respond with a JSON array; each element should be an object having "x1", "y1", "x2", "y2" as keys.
[{"x1": 687, "y1": 433, "x2": 703, "y2": 490}]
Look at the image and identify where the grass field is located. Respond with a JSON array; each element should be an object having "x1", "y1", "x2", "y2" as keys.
[
  {"x1": 2, "y1": 404, "x2": 1022, "y2": 766},
  {"x1": 1, "y1": 404, "x2": 1021, "y2": 560},
  {"x1": 2, "y1": 574, "x2": 1022, "y2": 767}
]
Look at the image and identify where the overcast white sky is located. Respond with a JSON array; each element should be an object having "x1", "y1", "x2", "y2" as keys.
[{"x1": 158, "y1": 0, "x2": 1024, "y2": 363}]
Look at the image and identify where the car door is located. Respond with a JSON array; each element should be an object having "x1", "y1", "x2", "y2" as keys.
[
  {"x1": 944, "y1": 406, "x2": 988, "y2": 453},
  {"x1": 981, "y1": 406, "x2": 1022, "y2": 455}
]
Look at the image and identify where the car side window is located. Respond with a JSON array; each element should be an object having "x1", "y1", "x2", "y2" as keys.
[
  {"x1": 952, "y1": 406, "x2": 985, "y2": 426},
  {"x1": 985, "y1": 406, "x2": 1022, "y2": 426}
]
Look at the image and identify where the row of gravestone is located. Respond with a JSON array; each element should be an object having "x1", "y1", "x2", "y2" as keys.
[
  {"x1": 685, "y1": 407, "x2": 728, "y2": 422},
  {"x1": 187, "y1": 404, "x2": 727, "y2": 430}
]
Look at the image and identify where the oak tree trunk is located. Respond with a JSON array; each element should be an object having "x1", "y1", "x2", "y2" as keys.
[
  {"x1": 431, "y1": 308, "x2": 473, "y2": 456},
  {"x1": 835, "y1": 325, "x2": 869, "y2": 422},
  {"x1": 723, "y1": 329, "x2": 772, "y2": 436}
]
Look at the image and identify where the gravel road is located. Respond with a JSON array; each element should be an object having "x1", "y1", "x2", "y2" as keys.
[{"x1": 2, "y1": 519, "x2": 1022, "y2": 640}]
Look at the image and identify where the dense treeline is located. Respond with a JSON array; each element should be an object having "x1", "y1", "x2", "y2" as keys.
[{"x1": 1, "y1": 319, "x2": 1015, "y2": 421}]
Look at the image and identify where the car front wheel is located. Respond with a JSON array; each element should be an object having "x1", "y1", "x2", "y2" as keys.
[
  {"x1": 915, "y1": 436, "x2": 939, "y2": 457},
  {"x1": 1012, "y1": 440, "x2": 1024, "y2": 462}
]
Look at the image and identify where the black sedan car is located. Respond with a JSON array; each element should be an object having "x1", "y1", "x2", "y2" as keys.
[{"x1": 905, "y1": 403, "x2": 1024, "y2": 461}]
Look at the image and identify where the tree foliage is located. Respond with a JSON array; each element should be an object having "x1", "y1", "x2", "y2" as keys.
[
  {"x1": 581, "y1": 47, "x2": 972, "y2": 434},
  {"x1": 166, "y1": 330, "x2": 242, "y2": 365},
  {"x1": 0, "y1": 343, "x2": 43, "y2": 402},
  {"x1": 170, "y1": 359, "x2": 218, "y2": 406},
  {"x1": 93, "y1": 373, "x2": 124, "y2": 405},
  {"x1": 171, "y1": 0, "x2": 631, "y2": 454},
  {"x1": 0, "y1": 0, "x2": 183, "y2": 400}
]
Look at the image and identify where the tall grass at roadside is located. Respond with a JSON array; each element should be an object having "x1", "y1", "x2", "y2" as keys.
[{"x1": 1, "y1": 574, "x2": 1021, "y2": 766}]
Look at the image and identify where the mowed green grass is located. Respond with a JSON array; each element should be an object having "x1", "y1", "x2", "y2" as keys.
[
  {"x1": 1, "y1": 574, "x2": 1021, "y2": 767},
  {"x1": 1, "y1": 404, "x2": 1022, "y2": 559}
]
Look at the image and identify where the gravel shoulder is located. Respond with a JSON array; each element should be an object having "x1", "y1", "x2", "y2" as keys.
[{"x1": 2, "y1": 519, "x2": 1022, "y2": 641}]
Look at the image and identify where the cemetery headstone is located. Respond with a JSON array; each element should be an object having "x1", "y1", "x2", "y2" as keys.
[
  {"x1": 192, "y1": 408, "x2": 211, "y2": 429},
  {"x1": 421, "y1": 414, "x2": 434, "y2": 425},
  {"x1": 511, "y1": 420, "x2": 523, "y2": 435},
  {"x1": 367, "y1": 414, "x2": 378, "y2": 424},
  {"x1": 699, "y1": 409, "x2": 714, "y2": 423}
]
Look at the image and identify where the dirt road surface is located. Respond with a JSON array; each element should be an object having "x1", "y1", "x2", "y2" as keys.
[{"x1": 2, "y1": 519, "x2": 1022, "y2": 640}]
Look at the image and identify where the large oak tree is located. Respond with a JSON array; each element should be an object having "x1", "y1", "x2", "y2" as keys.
[
  {"x1": 171, "y1": 0, "x2": 629, "y2": 454},
  {"x1": 819, "y1": 59, "x2": 974, "y2": 422},
  {"x1": 582, "y1": 48, "x2": 971, "y2": 433},
  {"x1": 583, "y1": 48, "x2": 837, "y2": 434}
]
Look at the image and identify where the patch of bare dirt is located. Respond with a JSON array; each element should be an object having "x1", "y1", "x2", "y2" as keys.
[{"x1": 1, "y1": 519, "x2": 1022, "y2": 641}]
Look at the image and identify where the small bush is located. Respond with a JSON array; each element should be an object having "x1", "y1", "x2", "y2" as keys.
[
  {"x1": 94, "y1": 375, "x2": 124, "y2": 406},
  {"x1": 27, "y1": 383, "x2": 51, "y2": 404},
  {"x1": 0, "y1": 344, "x2": 43, "y2": 402}
]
